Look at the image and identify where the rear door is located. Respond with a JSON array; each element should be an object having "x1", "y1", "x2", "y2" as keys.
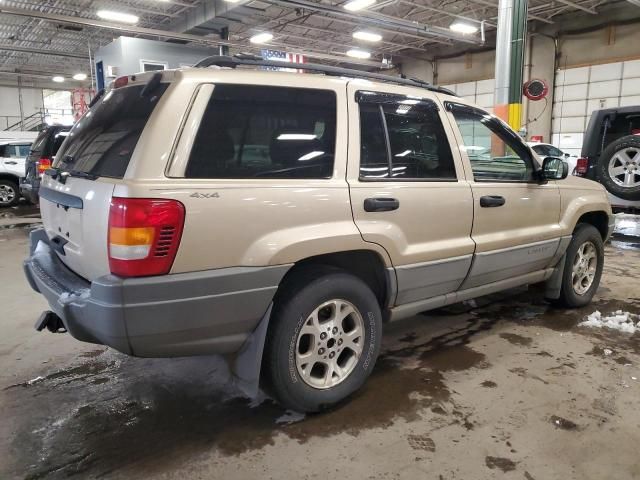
[
  {"x1": 1, "y1": 143, "x2": 30, "y2": 177},
  {"x1": 445, "y1": 102, "x2": 561, "y2": 289},
  {"x1": 39, "y1": 80, "x2": 170, "y2": 280},
  {"x1": 347, "y1": 83, "x2": 474, "y2": 306}
]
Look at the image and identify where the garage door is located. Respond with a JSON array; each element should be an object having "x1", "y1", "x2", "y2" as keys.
[
  {"x1": 552, "y1": 59, "x2": 640, "y2": 157},
  {"x1": 441, "y1": 79, "x2": 495, "y2": 113}
]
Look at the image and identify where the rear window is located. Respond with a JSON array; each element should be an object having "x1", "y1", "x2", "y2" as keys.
[
  {"x1": 185, "y1": 85, "x2": 337, "y2": 179},
  {"x1": 53, "y1": 83, "x2": 168, "y2": 178}
]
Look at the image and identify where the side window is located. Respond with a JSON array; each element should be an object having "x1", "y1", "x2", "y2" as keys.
[
  {"x1": 17, "y1": 145, "x2": 31, "y2": 157},
  {"x1": 359, "y1": 93, "x2": 456, "y2": 180},
  {"x1": 185, "y1": 85, "x2": 337, "y2": 179},
  {"x1": 449, "y1": 107, "x2": 534, "y2": 182}
]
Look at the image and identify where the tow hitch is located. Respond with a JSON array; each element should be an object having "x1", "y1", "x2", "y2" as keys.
[{"x1": 35, "y1": 311, "x2": 67, "y2": 333}]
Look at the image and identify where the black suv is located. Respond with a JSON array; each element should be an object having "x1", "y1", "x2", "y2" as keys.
[
  {"x1": 577, "y1": 106, "x2": 640, "y2": 204},
  {"x1": 20, "y1": 125, "x2": 71, "y2": 203}
]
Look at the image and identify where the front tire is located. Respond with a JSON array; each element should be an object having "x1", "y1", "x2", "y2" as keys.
[
  {"x1": 555, "y1": 224, "x2": 604, "y2": 308},
  {"x1": 264, "y1": 268, "x2": 382, "y2": 413},
  {"x1": 0, "y1": 179, "x2": 19, "y2": 207}
]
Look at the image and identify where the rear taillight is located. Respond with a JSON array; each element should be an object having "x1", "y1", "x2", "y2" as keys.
[
  {"x1": 575, "y1": 157, "x2": 589, "y2": 176},
  {"x1": 108, "y1": 197, "x2": 185, "y2": 277},
  {"x1": 37, "y1": 157, "x2": 52, "y2": 175},
  {"x1": 114, "y1": 76, "x2": 129, "y2": 89}
]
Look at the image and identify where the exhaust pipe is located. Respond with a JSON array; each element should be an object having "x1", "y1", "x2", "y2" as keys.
[{"x1": 34, "y1": 311, "x2": 67, "y2": 333}]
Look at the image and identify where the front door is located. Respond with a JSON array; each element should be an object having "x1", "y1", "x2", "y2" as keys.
[
  {"x1": 445, "y1": 102, "x2": 562, "y2": 289},
  {"x1": 347, "y1": 83, "x2": 475, "y2": 306}
]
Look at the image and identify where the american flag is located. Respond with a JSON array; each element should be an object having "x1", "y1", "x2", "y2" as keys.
[{"x1": 261, "y1": 49, "x2": 306, "y2": 72}]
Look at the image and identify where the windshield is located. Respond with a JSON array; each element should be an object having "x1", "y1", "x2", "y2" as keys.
[{"x1": 53, "y1": 83, "x2": 168, "y2": 179}]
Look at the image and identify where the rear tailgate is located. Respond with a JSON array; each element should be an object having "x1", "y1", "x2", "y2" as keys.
[
  {"x1": 39, "y1": 176, "x2": 115, "y2": 280},
  {"x1": 39, "y1": 74, "x2": 170, "y2": 281}
]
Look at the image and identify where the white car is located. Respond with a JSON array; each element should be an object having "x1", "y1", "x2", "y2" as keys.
[
  {"x1": 0, "y1": 141, "x2": 32, "y2": 207},
  {"x1": 527, "y1": 142, "x2": 578, "y2": 175}
]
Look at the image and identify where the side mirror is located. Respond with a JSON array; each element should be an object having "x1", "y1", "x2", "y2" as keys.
[
  {"x1": 542, "y1": 157, "x2": 568, "y2": 180},
  {"x1": 564, "y1": 152, "x2": 570, "y2": 158}
]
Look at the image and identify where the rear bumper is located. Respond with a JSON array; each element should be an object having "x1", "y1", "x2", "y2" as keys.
[{"x1": 23, "y1": 229, "x2": 290, "y2": 357}]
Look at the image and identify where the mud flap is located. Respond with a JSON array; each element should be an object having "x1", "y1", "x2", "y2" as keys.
[
  {"x1": 231, "y1": 303, "x2": 273, "y2": 397},
  {"x1": 545, "y1": 254, "x2": 566, "y2": 300}
]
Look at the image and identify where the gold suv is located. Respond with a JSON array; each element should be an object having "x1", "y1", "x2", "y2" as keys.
[{"x1": 24, "y1": 55, "x2": 614, "y2": 413}]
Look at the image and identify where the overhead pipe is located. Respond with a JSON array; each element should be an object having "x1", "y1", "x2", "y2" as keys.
[
  {"x1": 263, "y1": 0, "x2": 481, "y2": 44},
  {"x1": 0, "y1": 5, "x2": 383, "y2": 68},
  {"x1": 0, "y1": 44, "x2": 88, "y2": 59}
]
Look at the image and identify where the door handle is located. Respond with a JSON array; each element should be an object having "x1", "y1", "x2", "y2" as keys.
[
  {"x1": 364, "y1": 197, "x2": 400, "y2": 212},
  {"x1": 480, "y1": 195, "x2": 506, "y2": 208},
  {"x1": 5, "y1": 161, "x2": 18, "y2": 165}
]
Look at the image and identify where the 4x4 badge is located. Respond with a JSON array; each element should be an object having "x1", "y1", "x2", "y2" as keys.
[{"x1": 190, "y1": 192, "x2": 220, "y2": 198}]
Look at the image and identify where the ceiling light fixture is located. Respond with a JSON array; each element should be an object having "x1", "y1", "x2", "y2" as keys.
[
  {"x1": 449, "y1": 22, "x2": 478, "y2": 34},
  {"x1": 96, "y1": 10, "x2": 139, "y2": 24},
  {"x1": 73, "y1": 73, "x2": 87, "y2": 81},
  {"x1": 346, "y1": 49, "x2": 371, "y2": 59},
  {"x1": 250, "y1": 32, "x2": 273, "y2": 44},
  {"x1": 343, "y1": 0, "x2": 376, "y2": 11},
  {"x1": 353, "y1": 31, "x2": 382, "y2": 42},
  {"x1": 52, "y1": 76, "x2": 65, "y2": 83}
]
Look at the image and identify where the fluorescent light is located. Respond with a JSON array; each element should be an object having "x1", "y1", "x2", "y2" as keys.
[
  {"x1": 395, "y1": 105, "x2": 411, "y2": 114},
  {"x1": 346, "y1": 49, "x2": 371, "y2": 59},
  {"x1": 223, "y1": 0, "x2": 242, "y2": 3},
  {"x1": 298, "y1": 151, "x2": 325, "y2": 161},
  {"x1": 399, "y1": 99, "x2": 420, "y2": 105},
  {"x1": 395, "y1": 150, "x2": 412, "y2": 157},
  {"x1": 344, "y1": 0, "x2": 376, "y2": 11},
  {"x1": 278, "y1": 133, "x2": 317, "y2": 140},
  {"x1": 250, "y1": 32, "x2": 273, "y2": 44},
  {"x1": 72, "y1": 73, "x2": 87, "y2": 81},
  {"x1": 353, "y1": 31, "x2": 382, "y2": 42},
  {"x1": 449, "y1": 22, "x2": 478, "y2": 34},
  {"x1": 97, "y1": 10, "x2": 139, "y2": 24},
  {"x1": 52, "y1": 76, "x2": 65, "y2": 83}
]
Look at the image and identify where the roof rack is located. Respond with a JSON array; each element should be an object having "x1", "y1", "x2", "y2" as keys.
[{"x1": 193, "y1": 54, "x2": 456, "y2": 96}]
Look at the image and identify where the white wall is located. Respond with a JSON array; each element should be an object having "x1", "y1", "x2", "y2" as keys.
[{"x1": 0, "y1": 86, "x2": 45, "y2": 130}]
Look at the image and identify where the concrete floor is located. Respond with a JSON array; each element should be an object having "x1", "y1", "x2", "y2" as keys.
[{"x1": 1, "y1": 204, "x2": 639, "y2": 480}]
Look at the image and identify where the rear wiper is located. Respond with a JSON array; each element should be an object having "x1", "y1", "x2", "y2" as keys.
[
  {"x1": 46, "y1": 168, "x2": 97, "y2": 184},
  {"x1": 65, "y1": 170, "x2": 98, "y2": 181}
]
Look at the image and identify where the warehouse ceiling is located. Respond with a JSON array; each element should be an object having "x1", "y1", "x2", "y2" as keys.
[{"x1": 0, "y1": 0, "x2": 623, "y2": 83}]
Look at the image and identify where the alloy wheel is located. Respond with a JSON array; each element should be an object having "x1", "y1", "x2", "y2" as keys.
[
  {"x1": 572, "y1": 241, "x2": 598, "y2": 296},
  {"x1": 608, "y1": 147, "x2": 640, "y2": 188},
  {"x1": 295, "y1": 299, "x2": 365, "y2": 389},
  {"x1": 0, "y1": 184, "x2": 16, "y2": 206}
]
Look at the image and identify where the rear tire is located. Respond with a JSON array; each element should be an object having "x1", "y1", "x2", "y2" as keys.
[
  {"x1": 597, "y1": 135, "x2": 640, "y2": 201},
  {"x1": 555, "y1": 224, "x2": 604, "y2": 308},
  {"x1": 264, "y1": 267, "x2": 382, "y2": 413},
  {"x1": 0, "y1": 179, "x2": 19, "y2": 207}
]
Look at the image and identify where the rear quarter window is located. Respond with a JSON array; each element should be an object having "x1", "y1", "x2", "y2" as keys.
[
  {"x1": 185, "y1": 85, "x2": 337, "y2": 179},
  {"x1": 53, "y1": 83, "x2": 168, "y2": 178}
]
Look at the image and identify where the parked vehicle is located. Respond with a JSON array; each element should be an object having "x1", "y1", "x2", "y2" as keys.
[
  {"x1": 527, "y1": 142, "x2": 578, "y2": 174},
  {"x1": 576, "y1": 106, "x2": 640, "y2": 210},
  {"x1": 24, "y1": 56, "x2": 614, "y2": 413},
  {"x1": 20, "y1": 125, "x2": 71, "y2": 204},
  {"x1": 0, "y1": 140, "x2": 32, "y2": 207}
]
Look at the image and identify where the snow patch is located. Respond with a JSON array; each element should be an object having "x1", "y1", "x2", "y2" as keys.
[
  {"x1": 26, "y1": 376, "x2": 45, "y2": 385},
  {"x1": 580, "y1": 310, "x2": 640, "y2": 334}
]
